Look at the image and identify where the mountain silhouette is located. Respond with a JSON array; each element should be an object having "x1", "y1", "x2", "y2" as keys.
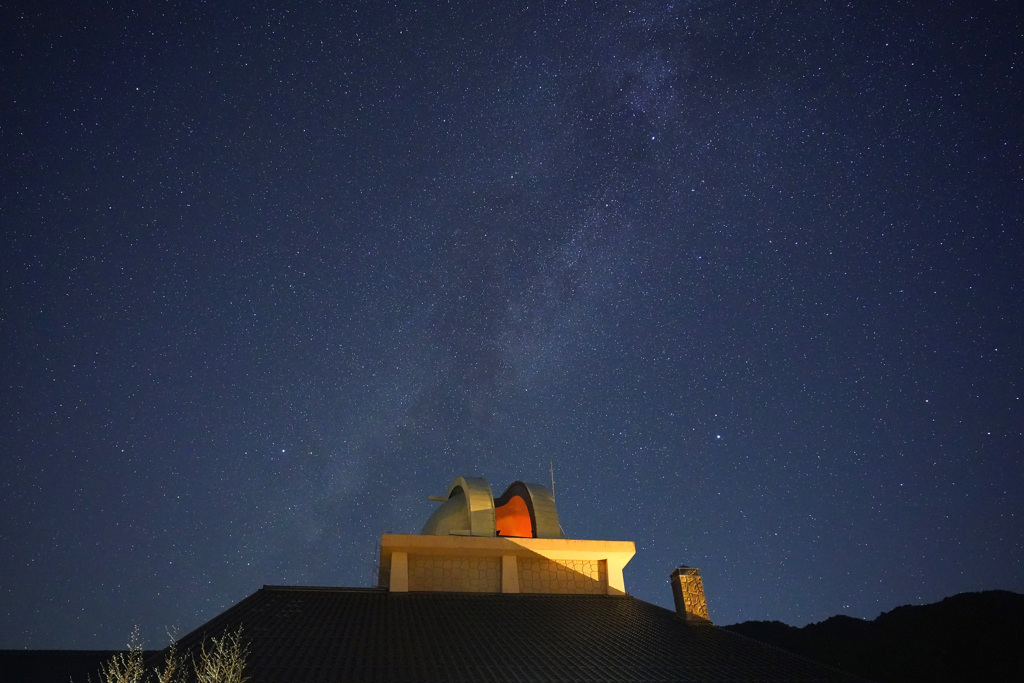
[{"x1": 724, "y1": 590, "x2": 1024, "y2": 682}]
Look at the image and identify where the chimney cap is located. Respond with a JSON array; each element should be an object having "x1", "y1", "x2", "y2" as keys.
[{"x1": 671, "y1": 566, "x2": 701, "y2": 577}]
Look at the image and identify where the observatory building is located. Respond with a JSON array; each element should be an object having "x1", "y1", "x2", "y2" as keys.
[
  {"x1": 379, "y1": 476, "x2": 639, "y2": 600},
  {"x1": 19, "y1": 475, "x2": 860, "y2": 682}
]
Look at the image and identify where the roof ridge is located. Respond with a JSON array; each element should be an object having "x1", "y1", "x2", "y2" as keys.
[{"x1": 260, "y1": 585, "x2": 387, "y2": 593}]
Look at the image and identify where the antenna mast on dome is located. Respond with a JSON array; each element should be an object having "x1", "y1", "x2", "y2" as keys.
[{"x1": 549, "y1": 459, "x2": 556, "y2": 501}]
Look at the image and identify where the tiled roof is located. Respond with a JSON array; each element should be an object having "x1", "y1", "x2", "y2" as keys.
[{"x1": 166, "y1": 586, "x2": 866, "y2": 682}]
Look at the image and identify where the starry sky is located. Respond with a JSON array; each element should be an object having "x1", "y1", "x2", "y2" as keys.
[{"x1": 2, "y1": 0, "x2": 1022, "y2": 650}]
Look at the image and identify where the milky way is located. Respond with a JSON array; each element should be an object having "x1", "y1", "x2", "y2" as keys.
[{"x1": 2, "y1": 1, "x2": 1021, "y2": 648}]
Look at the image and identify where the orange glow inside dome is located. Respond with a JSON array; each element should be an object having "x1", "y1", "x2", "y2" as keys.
[{"x1": 495, "y1": 495, "x2": 533, "y2": 537}]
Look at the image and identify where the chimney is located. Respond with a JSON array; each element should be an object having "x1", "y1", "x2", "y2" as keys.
[{"x1": 670, "y1": 566, "x2": 711, "y2": 624}]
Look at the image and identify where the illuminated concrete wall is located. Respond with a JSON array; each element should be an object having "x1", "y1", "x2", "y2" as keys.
[
  {"x1": 408, "y1": 555, "x2": 502, "y2": 592},
  {"x1": 518, "y1": 558, "x2": 607, "y2": 594},
  {"x1": 379, "y1": 535, "x2": 635, "y2": 596}
]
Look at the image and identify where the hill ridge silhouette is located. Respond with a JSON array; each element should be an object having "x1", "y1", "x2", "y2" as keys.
[{"x1": 724, "y1": 590, "x2": 1024, "y2": 682}]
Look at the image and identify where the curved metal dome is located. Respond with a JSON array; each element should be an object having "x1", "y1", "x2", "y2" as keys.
[
  {"x1": 421, "y1": 476, "x2": 495, "y2": 536},
  {"x1": 422, "y1": 476, "x2": 565, "y2": 538}
]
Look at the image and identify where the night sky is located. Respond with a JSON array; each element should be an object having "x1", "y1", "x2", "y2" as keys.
[{"x1": 3, "y1": 1, "x2": 1022, "y2": 650}]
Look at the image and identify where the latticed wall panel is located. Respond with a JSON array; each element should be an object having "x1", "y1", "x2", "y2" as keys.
[
  {"x1": 518, "y1": 558, "x2": 607, "y2": 594},
  {"x1": 407, "y1": 555, "x2": 502, "y2": 592}
]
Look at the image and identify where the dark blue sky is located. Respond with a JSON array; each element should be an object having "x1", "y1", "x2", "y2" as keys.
[{"x1": 3, "y1": 0, "x2": 1021, "y2": 649}]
